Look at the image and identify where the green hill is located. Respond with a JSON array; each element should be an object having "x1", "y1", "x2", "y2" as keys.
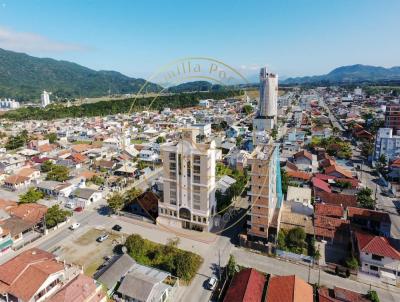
[{"x1": 0, "y1": 48, "x2": 162, "y2": 101}]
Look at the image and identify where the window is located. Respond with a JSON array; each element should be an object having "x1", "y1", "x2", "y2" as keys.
[
  {"x1": 260, "y1": 227, "x2": 265, "y2": 232},
  {"x1": 194, "y1": 175, "x2": 201, "y2": 183},
  {"x1": 169, "y1": 153, "x2": 176, "y2": 160},
  {"x1": 194, "y1": 155, "x2": 201, "y2": 164},
  {"x1": 193, "y1": 165, "x2": 200, "y2": 174},
  {"x1": 170, "y1": 162, "x2": 176, "y2": 170},
  {"x1": 372, "y1": 254, "x2": 383, "y2": 261},
  {"x1": 370, "y1": 265, "x2": 379, "y2": 271}
]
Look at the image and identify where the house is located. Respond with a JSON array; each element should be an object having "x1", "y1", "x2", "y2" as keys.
[
  {"x1": 312, "y1": 177, "x2": 332, "y2": 194},
  {"x1": 223, "y1": 268, "x2": 266, "y2": 302},
  {"x1": 0, "y1": 216, "x2": 36, "y2": 247},
  {"x1": 36, "y1": 181, "x2": 74, "y2": 198},
  {"x1": 286, "y1": 186, "x2": 313, "y2": 216},
  {"x1": 347, "y1": 207, "x2": 391, "y2": 237},
  {"x1": 265, "y1": 275, "x2": 313, "y2": 302},
  {"x1": 139, "y1": 149, "x2": 159, "y2": 162},
  {"x1": 286, "y1": 170, "x2": 312, "y2": 185},
  {"x1": 314, "y1": 215, "x2": 349, "y2": 243},
  {"x1": 0, "y1": 248, "x2": 70, "y2": 302},
  {"x1": 126, "y1": 191, "x2": 159, "y2": 221},
  {"x1": 47, "y1": 274, "x2": 106, "y2": 302},
  {"x1": 3, "y1": 175, "x2": 30, "y2": 191},
  {"x1": 0, "y1": 226, "x2": 13, "y2": 257},
  {"x1": 315, "y1": 191, "x2": 358, "y2": 208},
  {"x1": 314, "y1": 203, "x2": 344, "y2": 219},
  {"x1": 325, "y1": 165, "x2": 353, "y2": 179},
  {"x1": 0, "y1": 155, "x2": 26, "y2": 174},
  {"x1": 216, "y1": 175, "x2": 237, "y2": 194},
  {"x1": 69, "y1": 188, "x2": 103, "y2": 208},
  {"x1": 17, "y1": 167, "x2": 41, "y2": 181},
  {"x1": 318, "y1": 286, "x2": 371, "y2": 302},
  {"x1": 8, "y1": 203, "x2": 48, "y2": 225},
  {"x1": 354, "y1": 232, "x2": 400, "y2": 284},
  {"x1": 96, "y1": 253, "x2": 177, "y2": 301},
  {"x1": 293, "y1": 150, "x2": 313, "y2": 170}
]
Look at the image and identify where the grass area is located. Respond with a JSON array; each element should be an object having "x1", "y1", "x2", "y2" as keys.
[
  {"x1": 131, "y1": 139, "x2": 146, "y2": 144},
  {"x1": 125, "y1": 235, "x2": 203, "y2": 283}
]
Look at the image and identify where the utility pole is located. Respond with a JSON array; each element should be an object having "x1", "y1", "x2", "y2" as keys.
[{"x1": 218, "y1": 249, "x2": 221, "y2": 281}]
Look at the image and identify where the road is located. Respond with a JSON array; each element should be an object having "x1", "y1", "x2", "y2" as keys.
[{"x1": 232, "y1": 248, "x2": 400, "y2": 302}]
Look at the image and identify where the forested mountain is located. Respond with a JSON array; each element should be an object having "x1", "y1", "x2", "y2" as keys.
[
  {"x1": 0, "y1": 48, "x2": 161, "y2": 100},
  {"x1": 282, "y1": 64, "x2": 400, "y2": 85}
]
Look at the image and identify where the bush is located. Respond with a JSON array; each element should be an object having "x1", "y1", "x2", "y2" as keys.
[
  {"x1": 125, "y1": 234, "x2": 202, "y2": 283},
  {"x1": 345, "y1": 256, "x2": 359, "y2": 270},
  {"x1": 367, "y1": 290, "x2": 380, "y2": 302}
]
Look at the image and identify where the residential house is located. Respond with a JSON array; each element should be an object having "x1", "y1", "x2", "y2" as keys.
[
  {"x1": 325, "y1": 165, "x2": 353, "y2": 179},
  {"x1": 315, "y1": 191, "x2": 358, "y2": 209},
  {"x1": 47, "y1": 274, "x2": 106, "y2": 302},
  {"x1": 265, "y1": 275, "x2": 313, "y2": 302},
  {"x1": 318, "y1": 286, "x2": 371, "y2": 302},
  {"x1": 36, "y1": 181, "x2": 74, "y2": 199},
  {"x1": 286, "y1": 186, "x2": 313, "y2": 216},
  {"x1": 3, "y1": 175, "x2": 30, "y2": 191},
  {"x1": 354, "y1": 232, "x2": 400, "y2": 284},
  {"x1": 126, "y1": 191, "x2": 159, "y2": 221},
  {"x1": 69, "y1": 188, "x2": 103, "y2": 208},
  {"x1": 223, "y1": 268, "x2": 266, "y2": 302},
  {"x1": 0, "y1": 248, "x2": 74, "y2": 302},
  {"x1": 292, "y1": 150, "x2": 313, "y2": 171},
  {"x1": 347, "y1": 207, "x2": 391, "y2": 237}
]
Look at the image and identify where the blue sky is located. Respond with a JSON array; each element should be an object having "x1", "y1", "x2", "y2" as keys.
[{"x1": 0, "y1": 0, "x2": 399, "y2": 79}]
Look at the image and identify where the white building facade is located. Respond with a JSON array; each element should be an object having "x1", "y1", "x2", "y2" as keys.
[{"x1": 157, "y1": 129, "x2": 217, "y2": 231}]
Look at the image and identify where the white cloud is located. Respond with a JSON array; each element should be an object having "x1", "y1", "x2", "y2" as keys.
[{"x1": 0, "y1": 26, "x2": 87, "y2": 53}]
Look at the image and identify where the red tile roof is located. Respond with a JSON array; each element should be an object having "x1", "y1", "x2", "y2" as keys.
[
  {"x1": 0, "y1": 248, "x2": 64, "y2": 302},
  {"x1": 287, "y1": 170, "x2": 312, "y2": 181},
  {"x1": 8, "y1": 204, "x2": 47, "y2": 224},
  {"x1": 325, "y1": 165, "x2": 353, "y2": 179},
  {"x1": 294, "y1": 150, "x2": 313, "y2": 161},
  {"x1": 355, "y1": 232, "x2": 400, "y2": 260},
  {"x1": 312, "y1": 177, "x2": 332, "y2": 193},
  {"x1": 4, "y1": 175, "x2": 29, "y2": 185},
  {"x1": 315, "y1": 203, "x2": 344, "y2": 218},
  {"x1": 223, "y1": 268, "x2": 266, "y2": 302},
  {"x1": 316, "y1": 191, "x2": 358, "y2": 208},
  {"x1": 347, "y1": 207, "x2": 390, "y2": 223},
  {"x1": 314, "y1": 215, "x2": 349, "y2": 239},
  {"x1": 48, "y1": 274, "x2": 105, "y2": 302},
  {"x1": 318, "y1": 287, "x2": 369, "y2": 302},
  {"x1": 266, "y1": 275, "x2": 313, "y2": 302}
]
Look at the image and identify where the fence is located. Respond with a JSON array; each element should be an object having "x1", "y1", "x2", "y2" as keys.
[{"x1": 276, "y1": 249, "x2": 313, "y2": 264}]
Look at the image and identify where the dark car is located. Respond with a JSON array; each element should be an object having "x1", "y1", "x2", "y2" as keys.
[{"x1": 112, "y1": 224, "x2": 122, "y2": 231}]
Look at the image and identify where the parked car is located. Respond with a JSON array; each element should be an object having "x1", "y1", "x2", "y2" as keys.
[
  {"x1": 112, "y1": 224, "x2": 122, "y2": 231},
  {"x1": 97, "y1": 234, "x2": 109, "y2": 242},
  {"x1": 74, "y1": 207, "x2": 83, "y2": 212},
  {"x1": 69, "y1": 223, "x2": 80, "y2": 230},
  {"x1": 206, "y1": 277, "x2": 217, "y2": 290}
]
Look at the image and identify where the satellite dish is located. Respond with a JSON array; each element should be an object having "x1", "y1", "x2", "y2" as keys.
[{"x1": 121, "y1": 246, "x2": 128, "y2": 254}]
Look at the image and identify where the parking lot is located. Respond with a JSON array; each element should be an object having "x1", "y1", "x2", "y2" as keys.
[{"x1": 55, "y1": 227, "x2": 127, "y2": 276}]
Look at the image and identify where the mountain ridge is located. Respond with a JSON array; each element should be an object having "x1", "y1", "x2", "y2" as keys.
[{"x1": 282, "y1": 64, "x2": 400, "y2": 85}]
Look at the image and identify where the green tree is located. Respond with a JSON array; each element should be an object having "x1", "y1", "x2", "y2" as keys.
[
  {"x1": 45, "y1": 205, "x2": 72, "y2": 228},
  {"x1": 277, "y1": 229, "x2": 287, "y2": 250},
  {"x1": 107, "y1": 192, "x2": 124, "y2": 213},
  {"x1": 45, "y1": 132, "x2": 58, "y2": 143},
  {"x1": 357, "y1": 187, "x2": 374, "y2": 209},
  {"x1": 367, "y1": 290, "x2": 380, "y2": 302},
  {"x1": 281, "y1": 169, "x2": 289, "y2": 195},
  {"x1": 271, "y1": 127, "x2": 278, "y2": 140},
  {"x1": 19, "y1": 187, "x2": 44, "y2": 203},
  {"x1": 242, "y1": 104, "x2": 253, "y2": 115},
  {"x1": 345, "y1": 256, "x2": 359, "y2": 270},
  {"x1": 124, "y1": 187, "x2": 143, "y2": 203},
  {"x1": 125, "y1": 234, "x2": 147, "y2": 262},
  {"x1": 41, "y1": 160, "x2": 54, "y2": 172},
  {"x1": 227, "y1": 255, "x2": 237, "y2": 278},
  {"x1": 175, "y1": 251, "x2": 199, "y2": 282},
  {"x1": 5, "y1": 135, "x2": 25, "y2": 150},
  {"x1": 286, "y1": 227, "x2": 306, "y2": 254},
  {"x1": 156, "y1": 136, "x2": 166, "y2": 144},
  {"x1": 46, "y1": 165, "x2": 69, "y2": 181},
  {"x1": 361, "y1": 141, "x2": 374, "y2": 158}
]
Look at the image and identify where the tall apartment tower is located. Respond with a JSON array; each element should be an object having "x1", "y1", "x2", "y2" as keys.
[
  {"x1": 41, "y1": 90, "x2": 51, "y2": 108},
  {"x1": 246, "y1": 143, "x2": 282, "y2": 244},
  {"x1": 385, "y1": 104, "x2": 400, "y2": 134},
  {"x1": 157, "y1": 128, "x2": 217, "y2": 231},
  {"x1": 253, "y1": 68, "x2": 278, "y2": 144}
]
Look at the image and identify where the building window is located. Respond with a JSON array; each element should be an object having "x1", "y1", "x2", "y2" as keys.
[
  {"x1": 372, "y1": 254, "x2": 383, "y2": 261},
  {"x1": 370, "y1": 265, "x2": 379, "y2": 271},
  {"x1": 169, "y1": 153, "x2": 176, "y2": 160},
  {"x1": 260, "y1": 227, "x2": 265, "y2": 232}
]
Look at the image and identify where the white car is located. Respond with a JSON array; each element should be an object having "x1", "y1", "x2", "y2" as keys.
[
  {"x1": 97, "y1": 234, "x2": 109, "y2": 242},
  {"x1": 69, "y1": 223, "x2": 80, "y2": 230},
  {"x1": 206, "y1": 277, "x2": 217, "y2": 290}
]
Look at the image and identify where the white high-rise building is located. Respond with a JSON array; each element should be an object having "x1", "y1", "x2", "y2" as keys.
[
  {"x1": 157, "y1": 128, "x2": 217, "y2": 231},
  {"x1": 41, "y1": 90, "x2": 51, "y2": 108},
  {"x1": 253, "y1": 67, "x2": 279, "y2": 145}
]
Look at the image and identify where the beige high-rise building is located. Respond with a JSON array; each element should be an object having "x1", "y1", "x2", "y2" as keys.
[
  {"x1": 246, "y1": 143, "x2": 279, "y2": 243},
  {"x1": 157, "y1": 128, "x2": 217, "y2": 231}
]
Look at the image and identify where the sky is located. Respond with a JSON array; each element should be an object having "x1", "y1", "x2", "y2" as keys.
[{"x1": 0, "y1": 0, "x2": 399, "y2": 80}]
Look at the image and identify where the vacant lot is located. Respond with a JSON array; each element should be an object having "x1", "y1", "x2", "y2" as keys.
[{"x1": 58, "y1": 228, "x2": 126, "y2": 276}]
